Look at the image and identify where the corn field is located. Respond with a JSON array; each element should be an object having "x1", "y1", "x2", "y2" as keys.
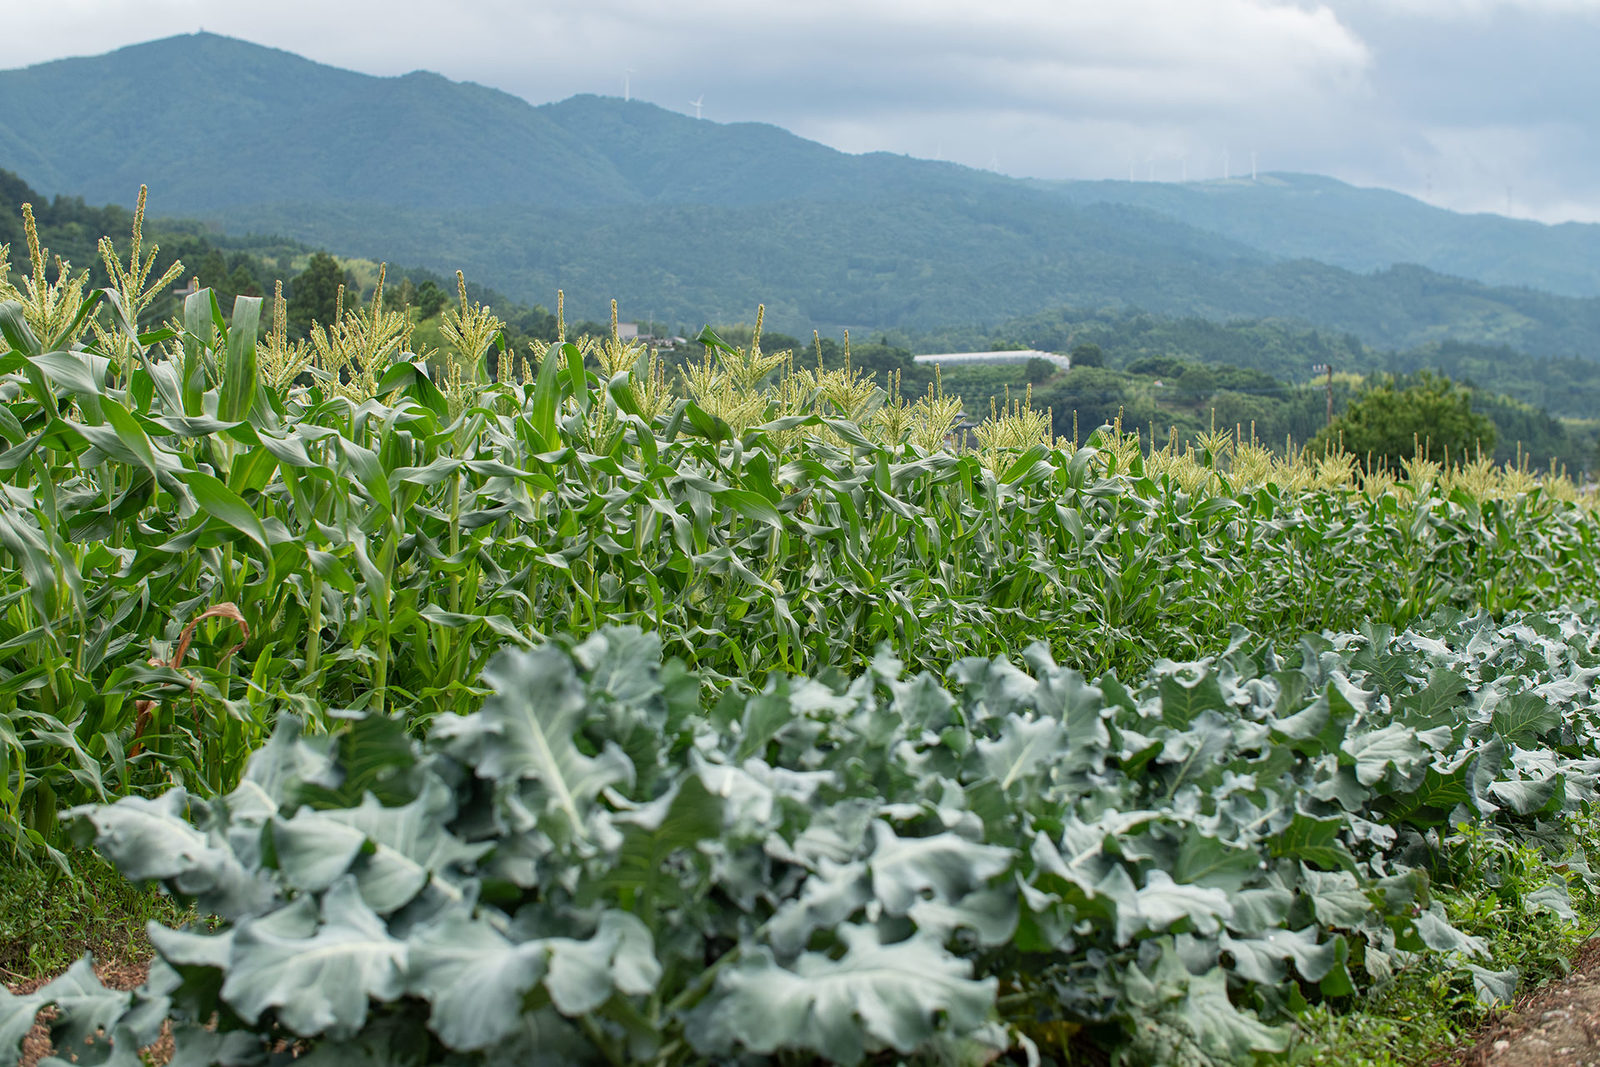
[
  {"x1": 11, "y1": 180, "x2": 1600, "y2": 1067},
  {"x1": 0, "y1": 199, "x2": 1594, "y2": 865}
]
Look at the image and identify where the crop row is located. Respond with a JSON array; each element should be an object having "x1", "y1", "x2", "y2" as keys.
[
  {"x1": 15, "y1": 601, "x2": 1600, "y2": 1065},
  {"x1": 0, "y1": 270, "x2": 1596, "y2": 858},
  {"x1": 3, "y1": 207, "x2": 1600, "y2": 860}
]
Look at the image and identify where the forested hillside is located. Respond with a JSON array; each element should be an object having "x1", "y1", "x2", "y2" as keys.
[
  {"x1": 7, "y1": 34, "x2": 1600, "y2": 353},
  {"x1": 211, "y1": 194, "x2": 1600, "y2": 353},
  {"x1": 915, "y1": 306, "x2": 1600, "y2": 422},
  {"x1": 1034, "y1": 173, "x2": 1600, "y2": 299},
  {"x1": 4, "y1": 167, "x2": 1591, "y2": 472}
]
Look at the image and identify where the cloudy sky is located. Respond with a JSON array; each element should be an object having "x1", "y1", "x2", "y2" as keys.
[{"x1": 11, "y1": 0, "x2": 1600, "y2": 222}]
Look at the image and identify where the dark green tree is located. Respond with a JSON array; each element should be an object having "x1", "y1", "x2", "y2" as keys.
[
  {"x1": 288, "y1": 252, "x2": 344, "y2": 332},
  {"x1": 1308, "y1": 371, "x2": 1496, "y2": 471},
  {"x1": 0, "y1": 169, "x2": 30, "y2": 252},
  {"x1": 414, "y1": 280, "x2": 447, "y2": 319},
  {"x1": 226, "y1": 264, "x2": 261, "y2": 300},
  {"x1": 384, "y1": 276, "x2": 417, "y2": 312},
  {"x1": 196, "y1": 249, "x2": 229, "y2": 291},
  {"x1": 1069, "y1": 342, "x2": 1104, "y2": 368},
  {"x1": 1126, "y1": 355, "x2": 1189, "y2": 379},
  {"x1": 1033, "y1": 367, "x2": 1132, "y2": 442}
]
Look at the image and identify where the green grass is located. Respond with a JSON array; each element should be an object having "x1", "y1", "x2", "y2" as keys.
[
  {"x1": 0, "y1": 851, "x2": 189, "y2": 986},
  {"x1": 1294, "y1": 820, "x2": 1600, "y2": 1065}
]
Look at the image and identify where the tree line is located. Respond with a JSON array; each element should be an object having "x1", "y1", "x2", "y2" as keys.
[{"x1": 4, "y1": 168, "x2": 1592, "y2": 474}]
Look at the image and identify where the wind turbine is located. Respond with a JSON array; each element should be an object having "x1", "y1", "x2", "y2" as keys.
[
  {"x1": 624, "y1": 68, "x2": 634, "y2": 102},
  {"x1": 689, "y1": 95, "x2": 704, "y2": 119},
  {"x1": 1250, "y1": 150, "x2": 1258, "y2": 181}
]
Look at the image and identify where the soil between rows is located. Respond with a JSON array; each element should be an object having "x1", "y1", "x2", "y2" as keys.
[
  {"x1": 9, "y1": 959, "x2": 154, "y2": 1067},
  {"x1": 1452, "y1": 939, "x2": 1600, "y2": 1067},
  {"x1": 14, "y1": 939, "x2": 1600, "y2": 1065}
]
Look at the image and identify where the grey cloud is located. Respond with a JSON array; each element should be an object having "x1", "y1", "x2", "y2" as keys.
[{"x1": 1337, "y1": 4, "x2": 1600, "y2": 125}]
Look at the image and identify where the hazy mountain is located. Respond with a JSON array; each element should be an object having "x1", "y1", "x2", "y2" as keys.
[
  {"x1": 0, "y1": 32, "x2": 993, "y2": 213},
  {"x1": 5, "y1": 33, "x2": 1600, "y2": 357},
  {"x1": 204, "y1": 197, "x2": 1600, "y2": 358},
  {"x1": 1033, "y1": 174, "x2": 1600, "y2": 300}
]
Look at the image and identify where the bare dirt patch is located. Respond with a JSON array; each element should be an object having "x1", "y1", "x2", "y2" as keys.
[
  {"x1": 1455, "y1": 940, "x2": 1600, "y2": 1067},
  {"x1": 7, "y1": 958, "x2": 155, "y2": 1067}
]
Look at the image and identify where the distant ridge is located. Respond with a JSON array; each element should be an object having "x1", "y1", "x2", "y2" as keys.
[
  {"x1": 5, "y1": 33, "x2": 1600, "y2": 354},
  {"x1": 0, "y1": 32, "x2": 1001, "y2": 213},
  {"x1": 1033, "y1": 174, "x2": 1600, "y2": 299}
]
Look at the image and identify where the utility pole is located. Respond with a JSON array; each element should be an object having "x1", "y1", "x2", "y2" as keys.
[{"x1": 1312, "y1": 363, "x2": 1333, "y2": 426}]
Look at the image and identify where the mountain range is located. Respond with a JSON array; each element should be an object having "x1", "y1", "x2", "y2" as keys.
[
  {"x1": 4, "y1": 32, "x2": 1600, "y2": 359},
  {"x1": 1031, "y1": 175, "x2": 1600, "y2": 301}
]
